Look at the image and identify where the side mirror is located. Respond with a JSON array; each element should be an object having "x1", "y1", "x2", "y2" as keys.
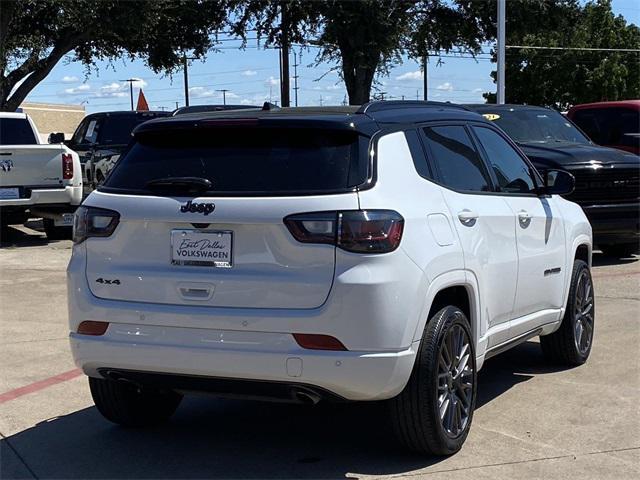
[
  {"x1": 543, "y1": 169, "x2": 575, "y2": 195},
  {"x1": 48, "y1": 132, "x2": 66, "y2": 144}
]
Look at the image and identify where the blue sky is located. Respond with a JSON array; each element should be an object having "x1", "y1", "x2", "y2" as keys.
[{"x1": 21, "y1": 0, "x2": 639, "y2": 114}]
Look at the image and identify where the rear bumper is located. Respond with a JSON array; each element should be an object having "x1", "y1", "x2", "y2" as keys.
[
  {"x1": 67, "y1": 240, "x2": 425, "y2": 401},
  {"x1": 0, "y1": 185, "x2": 82, "y2": 208},
  {"x1": 582, "y1": 203, "x2": 639, "y2": 245},
  {"x1": 70, "y1": 325, "x2": 417, "y2": 401}
]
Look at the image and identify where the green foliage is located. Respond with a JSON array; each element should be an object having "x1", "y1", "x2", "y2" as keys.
[
  {"x1": 0, "y1": 0, "x2": 230, "y2": 111},
  {"x1": 233, "y1": 0, "x2": 486, "y2": 105},
  {"x1": 480, "y1": 0, "x2": 640, "y2": 109}
]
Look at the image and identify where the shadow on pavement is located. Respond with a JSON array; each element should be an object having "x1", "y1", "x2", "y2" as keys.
[
  {"x1": 1, "y1": 340, "x2": 569, "y2": 479},
  {"x1": 592, "y1": 252, "x2": 638, "y2": 268},
  {"x1": 0, "y1": 222, "x2": 47, "y2": 248}
]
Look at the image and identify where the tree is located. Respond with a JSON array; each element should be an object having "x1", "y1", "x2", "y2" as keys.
[
  {"x1": 233, "y1": 1, "x2": 486, "y2": 105},
  {"x1": 0, "y1": 0, "x2": 230, "y2": 111},
  {"x1": 479, "y1": 0, "x2": 640, "y2": 108}
]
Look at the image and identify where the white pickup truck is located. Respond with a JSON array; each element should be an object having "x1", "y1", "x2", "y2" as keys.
[{"x1": 0, "y1": 112, "x2": 82, "y2": 239}]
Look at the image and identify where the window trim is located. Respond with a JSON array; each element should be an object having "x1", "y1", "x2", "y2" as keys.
[{"x1": 469, "y1": 124, "x2": 543, "y2": 198}]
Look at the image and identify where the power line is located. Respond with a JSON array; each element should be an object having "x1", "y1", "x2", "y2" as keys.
[{"x1": 506, "y1": 45, "x2": 640, "y2": 52}]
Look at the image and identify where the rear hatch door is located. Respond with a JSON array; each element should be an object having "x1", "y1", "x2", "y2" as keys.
[{"x1": 84, "y1": 120, "x2": 367, "y2": 309}]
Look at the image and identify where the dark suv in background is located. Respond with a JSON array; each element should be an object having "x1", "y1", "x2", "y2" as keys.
[
  {"x1": 466, "y1": 104, "x2": 640, "y2": 257},
  {"x1": 63, "y1": 111, "x2": 170, "y2": 192}
]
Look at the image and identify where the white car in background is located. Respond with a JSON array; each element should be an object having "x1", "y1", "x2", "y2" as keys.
[{"x1": 0, "y1": 112, "x2": 82, "y2": 239}]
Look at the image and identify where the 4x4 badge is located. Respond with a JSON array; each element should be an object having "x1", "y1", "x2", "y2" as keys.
[{"x1": 180, "y1": 200, "x2": 215, "y2": 215}]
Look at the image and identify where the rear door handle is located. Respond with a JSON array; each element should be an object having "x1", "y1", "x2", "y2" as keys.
[{"x1": 458, "y1": 210, "x2": 479, "y2": 227}]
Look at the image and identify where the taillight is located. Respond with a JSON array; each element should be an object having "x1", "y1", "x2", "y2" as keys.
[
  {"x1": 62, "y1": 153, "x2": 74, "y2": 179},
  {"x1": 284, "y1": 210, "x2": 404, "y2": 254},
  {"x1": 73, "y1": 206, "x2": 120, "y2": 244}
]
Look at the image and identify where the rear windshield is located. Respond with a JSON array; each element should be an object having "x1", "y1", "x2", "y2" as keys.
[
  {"x1": 481, "y1": 109, "x2": 590, "y2": 144},
  {"x1": 102, "y1": 127, "x2": 368, "y2": 196},
  {"x1": 0, "y1": 118, "x2": 37, "y2": 145}
]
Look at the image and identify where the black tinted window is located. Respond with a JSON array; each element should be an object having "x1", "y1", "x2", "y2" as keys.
[
  {"x1": 573, "y1": 108, "x2": 640, "y2": 148},
  {"x1": 99, "y1": 115, "x2": 155, "y2": 145},
  {"x1": 473, "y1": 127, "x2": 537, "y2": 194},
  {"x1": 0, "y1": 118, "x2": 37, "y2": 145},
  {"x1": 103, "y1": 127, "x2": 367, "y2": 195},
  {"x1": 422, "y1": 126, "x2": 491, "y2": 192}
]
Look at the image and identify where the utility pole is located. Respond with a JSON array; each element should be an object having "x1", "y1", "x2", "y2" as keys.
[
  {"x1": 182, "y1": 53, "x2": 197, "y2": 107},
  {"x1": 422, "y1": 54, "x2": 428, "y2": 101},
  {"x1": 121, "y1": 79, "x2": 137, "y2": 110},
  {"x1": 279, "y1": 2, "x2": 291, "y2": 107},
  {"x1": 497, "y1": 0, "x2": 506, "y2": 104},
  {"x1": 217, "y1": 89, "x2": 230, "y2": 106},
  {"x1": 292, "y1": 50, "x2": 300, "y2": 107},
  {"x1": 319, "y1": 95, "x2": 323, "y2": 107}
]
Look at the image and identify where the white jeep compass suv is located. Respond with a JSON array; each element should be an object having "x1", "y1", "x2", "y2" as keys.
[{"x1": 68, "y1": 101, "x2": 594, "y2": 455}]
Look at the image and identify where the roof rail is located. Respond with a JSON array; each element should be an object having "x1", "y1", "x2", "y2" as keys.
[{"x1": 356, "y1": 100, "x2": 469, "y2": 114}]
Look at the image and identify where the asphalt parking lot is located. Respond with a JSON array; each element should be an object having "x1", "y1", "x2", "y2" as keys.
[{"x1": 0, "y1": 222, "x2": 638, "y2": 480}]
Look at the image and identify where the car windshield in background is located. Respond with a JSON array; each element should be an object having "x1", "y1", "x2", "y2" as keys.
[
  {"x1": 483, "y1": 109, "x2": 590, "y2": 144},
  {"x1": 99, "y1": 115, "x2": 162, "y2": 145},
  {"x1": 0, "y1": 118, "x2": 37, "y2": 145},
  {"x1": 102, "y1": 127, "x2": 367, "y2": 196}
]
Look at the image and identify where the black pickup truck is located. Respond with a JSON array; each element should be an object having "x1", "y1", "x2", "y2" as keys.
[
  {"x1": 58, "y1": 110, "x2": 170, "y2": 193},
  {"x1": 466, "y1": 104, "x2": 640, "y2": 257}
]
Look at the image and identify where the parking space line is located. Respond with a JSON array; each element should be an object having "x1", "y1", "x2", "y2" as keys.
[{"x1": 0, "y1": 369, "x2": 82, "y2": 405}]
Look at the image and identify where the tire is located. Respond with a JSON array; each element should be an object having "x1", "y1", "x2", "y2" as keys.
[
  {"x1": 540, "y1": 259, "x2": 594, "y2": 366},
  {"x1": 601, "y1": 243, "x2": 639, "y2": 258},
  {"x1": 389, "y1": 306, "x2": 477, "y2": 455},
  {"x1": 89, "y1": 376, "x2": 182, "y2": 427},
  {"x1": 43, "y1": 218, "x2": 72, "y2": 240}
]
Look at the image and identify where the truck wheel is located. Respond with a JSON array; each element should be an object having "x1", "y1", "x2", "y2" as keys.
[
  {"x1": 601, "y1": 243, "x2": 638, "y2": 258},
  {"x1": 540, "y1": 259, "x2": 594, "y2": 366},
  {"x1": 389, "y1": 306, "x2": 476, "y2": 455},
  {"x1": 43, "y1": 218, "x2": 72, "y2": 240},
  {"x1": 89, "y1": 377, "x2": 182, "y2": 427}
]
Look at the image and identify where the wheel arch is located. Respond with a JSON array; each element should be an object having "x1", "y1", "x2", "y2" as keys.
[{"x1": 412, "y1": 271, "x2": 480, "y2": 349}]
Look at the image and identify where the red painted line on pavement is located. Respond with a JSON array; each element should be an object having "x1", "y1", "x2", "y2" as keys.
[{"x1": 0, "y1": 368, "x2": 82, "y2": 405}]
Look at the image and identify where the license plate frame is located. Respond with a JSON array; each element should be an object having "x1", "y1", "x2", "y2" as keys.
[{"x1": 170, "y1": 229, "x2": 233, "y2": 268}]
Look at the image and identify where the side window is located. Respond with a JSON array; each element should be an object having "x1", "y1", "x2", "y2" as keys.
[
  {"x1": 473, "y1": 126, "x2": 537, "y2": 194},
  {"x1": 422, "y1": 125, "x2": 492, "y2": 192},
  {"x1": 71, "y1": 119, "x2": 89, "y2": 145},
  {"x1": 404, "y1": 129, "x2": 432, "y2": 179},
  {"x1": 83, "y1": 119, "x2": 100, "y2": 144}
]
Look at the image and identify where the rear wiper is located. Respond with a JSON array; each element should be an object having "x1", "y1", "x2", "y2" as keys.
[{"x1": 145, "y1": 177, "x2": 212, "y2": 193}]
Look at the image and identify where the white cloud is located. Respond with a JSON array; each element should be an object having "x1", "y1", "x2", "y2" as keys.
[
  {"x1": 241, "y1": 70, "x2": 257, "y2": 77},
  {"x1": 325, "y1": 84, "x2": 343, "y2": 91},
  {"x1": 94, "y1": 79, "x2": 147, "y2": 98},
  {"x1": 63, "y1": 84, "x2": 91, "y2": 95},
  {"x1": 189, "y1": 86, "x2": 215, "y2": 98},
  {"x1": 437, "y1": 82, "x2": 454, "y2": 92},
  {"x1": 100, "y1": 82, "x2": 123, "y2": 94},
  {"x1": 472, "y1": 88, "x2": 484, "y2": 93},
  {"x1": 396, "y1": 71, "x2": 423, "y2": 82},
  {"x1": 265, "y1": 76, "x2": 279, "y2": 87},
  {"x1": 62, "y1": 75, "x2": 79, "y2": 83}
]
